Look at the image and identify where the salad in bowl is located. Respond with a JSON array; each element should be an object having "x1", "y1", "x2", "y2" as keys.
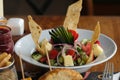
[
  {"x1": 14, "y1": 0, "x2": 117, "y2": 73},
  {"x1": 31, "y1": 26, "x2": 103, "y2": 67},
  {"x1": 28, "y1": 15, "x2": 103, "y2": 67},
  {"x1": 27, "y1": 0, "x2": 104, "y2": 67}
]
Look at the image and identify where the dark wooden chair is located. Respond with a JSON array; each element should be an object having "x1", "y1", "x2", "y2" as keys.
[
  {"x1": 86, "y1": 0, "x2": 94, "y2": 15},
  {"x1": 26, "y1": 0, "x2": 52, "y2": 15},
  {"x1": 26, "y1": 0, "x2": 94, "y2": 15}
]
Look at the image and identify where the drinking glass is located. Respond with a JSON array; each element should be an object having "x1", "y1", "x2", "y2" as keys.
[
  {"x1": 0, "y1": 57, "x2": 18, "y2": 80},
  {"x1": 0, "y1": 17, "x2": 7, "y2": 25},
  {"x1": 0, "y1": 25, "x2": 14, "y2": 54}
]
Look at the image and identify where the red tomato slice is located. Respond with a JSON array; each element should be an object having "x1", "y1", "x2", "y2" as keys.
[
  {"x1": 39, "y1": 56, "x2": 47, "y2": 63},
  {"x1": 82, "y1": 45, "x2": 88, "y2": 52},
  {"x1": 95, "y1": 40, "x2": 101, "y2": 45},
  {"x1": 49, "y1": 49, "x2": 59, "y2": 59},
  {"x1": 68, "y1": 29, "x2": 79, "y2": 40},
  {"x1": 66, "y1": 49, "x2": 75, "y2": 57},
  {"x1": 82, "y1": 42, "x2": 92, "y2": 55}
]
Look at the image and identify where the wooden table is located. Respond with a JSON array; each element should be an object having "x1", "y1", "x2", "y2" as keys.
[{"x1": 6, "y1": 16, "x2": 119, "y2": 73}]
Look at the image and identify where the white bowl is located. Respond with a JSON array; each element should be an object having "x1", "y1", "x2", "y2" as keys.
[{"x1": 14, "y1": 29, "x2": 117, "y2": 73}]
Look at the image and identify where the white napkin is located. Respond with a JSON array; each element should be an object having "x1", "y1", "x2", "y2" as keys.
[{"x1": 113, "y1": 72, "x2": 120, "y2": 80}]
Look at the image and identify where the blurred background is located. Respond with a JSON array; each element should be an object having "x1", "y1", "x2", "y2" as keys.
[{"x1": 4, "y1": 0, "x2": 120, "y2": 16}]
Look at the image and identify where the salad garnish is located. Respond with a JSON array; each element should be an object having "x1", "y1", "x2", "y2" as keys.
[{"x1": 49, "y1": 26, "x2": 77, "y2": 45}]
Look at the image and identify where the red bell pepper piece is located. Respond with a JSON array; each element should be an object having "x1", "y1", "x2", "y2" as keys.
[{"x1": 39, "y1": 56, "x2": 47, "y2": 63}]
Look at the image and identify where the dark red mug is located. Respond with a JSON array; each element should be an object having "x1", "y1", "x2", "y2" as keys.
[{"x1": 0, "y1": 25, "x2": 14, "y2": 54}]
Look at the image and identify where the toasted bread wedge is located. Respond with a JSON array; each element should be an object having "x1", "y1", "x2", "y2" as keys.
[{"x1": 38, "y1": 68, "x2": 83, "y2": 80}]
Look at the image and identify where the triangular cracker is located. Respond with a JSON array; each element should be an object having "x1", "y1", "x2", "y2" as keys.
[
  {"x1": 28, "y1": 15, "x2": 44, "y2": 54},
  {"x1": 91, "y1": 21, "x2": 100, "y2": 45},
  {"x1": 63, "y1": 0, "x2": 83, "y2": 30},
  {"x1": 87, "y1": 21, "x2": 101, "y2": 63}
]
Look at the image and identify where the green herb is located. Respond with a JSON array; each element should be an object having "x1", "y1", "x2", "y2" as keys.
[
  {"x1": 49, "y1": 26, "x2": 74, "y2": 45},
  {"x1": 31, "y1": 52, "x2": 42, "y2": 61},
  {"x1": 59, "y1": 56, "x2": 64, "y2": 63},
  {"x1": 50, "y1": 59, "x2": 56, "y2": 66}
]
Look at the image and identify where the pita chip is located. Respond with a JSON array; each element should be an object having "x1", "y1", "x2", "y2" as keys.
[
  {"x1": 28, "y1": 15, "x2": 44, "y2": 54},
  {"x1": 86, "y1": 21, "x2": 101, "y2": 63},
  {"x1": 63, "y1": 0, "x2": 83, "y2": 30},
  {"x1": 91, "y1": 21, "x2": 100, "y2": 46}
]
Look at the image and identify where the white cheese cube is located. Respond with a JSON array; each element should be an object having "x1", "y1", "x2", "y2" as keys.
[
  {"x1": 93, "y1": 44, "x2": 103, "y2": 57},
  {"x1": 7, "y1": 18, "x2": 24, "y2": 35},
  {"x1": 45, "y1": 42, "x2": 52, "y2": 51},
  {"x1": 41, "y1": 38, "x2": 52, "y2": 51},
  {"x1": 63, "y1": 55, "x2": 74, "y2": 66}
]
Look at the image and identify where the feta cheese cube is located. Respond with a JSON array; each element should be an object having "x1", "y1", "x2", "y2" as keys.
[
  {"x1": 93, "y1": 44, "x2": 103, "y2": 57},
  {"x1": 63, "y1": 55, "x2": 74, "y2": 66},
  {"x1": 41, "y1": 38, "x2": 52, "y2": 51}
]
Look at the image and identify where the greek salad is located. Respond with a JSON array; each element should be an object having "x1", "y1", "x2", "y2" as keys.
[{"x1": 31, "y1": 26, "x2": 103, "y2": 66}]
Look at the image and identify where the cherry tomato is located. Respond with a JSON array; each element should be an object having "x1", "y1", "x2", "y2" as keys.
[
  {"x1": 95, "y1": 40, "x2": 101, "y2": 45},
  {"x1": 39, "y1": 56, "x2": 47, "y2": 63},
  {"x1": 82, "y1": 45, "x2": 87, "y2": 52},
  {"x1": 66, "y1": 49, "x2": 75, "y2": 58},
  {"x1": 68, "y1": 29, "x2": 79, "y2": 40},
  {"x1": 82, "y1": 42, "x2": 92, "y2": 55},
  {"x1": 49, "y1": 49, "x2": 59, "y2": 59}
]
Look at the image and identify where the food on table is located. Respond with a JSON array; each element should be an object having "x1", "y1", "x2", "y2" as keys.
[
  {"x1": 0, "y1": 52, "x2": 18, "y2": 80},
  {"x1": 31, "y1": 25, "x2": 104, "y2": 66},
  {"x1": 91, "y1": 22, "x2": 103, "y2": 57},
  {"x1": 63, "y1": 55, "x2": 74, "y2": 66},
  {"x1": 0, "y1": 52, "x2": 11, "y2": 67},
  {"x1": 93, "y1": 44, "x2": 103, "y2": 57},
  {"x1": 28, "y1": 15, "x2": 49, "y2": 55},
  {"x1": 63, "y1": 0, "x2": 82, "y2": 30},
  {"x1": 91, "y1": 22, "x2": 100, "y2": 45},
  {"x1": 29, "y1": 0, "x2": 104, "y2": 67},
  {"x1": 0, "y1": 52, "x2": 8, "y2": 61},
  {"x1": 86, "y1": 21, "x2": 100, "y2": 63},
  {"x1": 38, "y1": 68, "x2": 83, "y2": 80}
]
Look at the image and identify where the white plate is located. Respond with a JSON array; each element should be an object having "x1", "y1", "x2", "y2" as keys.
[{"x1": 14, "y1": 29, "x2": 117, "y2": 73}]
